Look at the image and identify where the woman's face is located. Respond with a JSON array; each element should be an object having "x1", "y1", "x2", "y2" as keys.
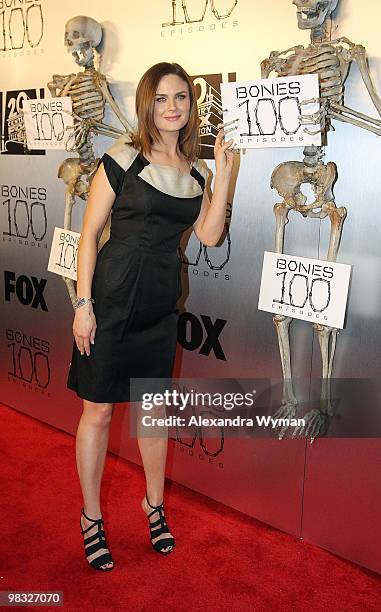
[{"x1": 153, "y1": 74, "x2": 191, "y2": 136}]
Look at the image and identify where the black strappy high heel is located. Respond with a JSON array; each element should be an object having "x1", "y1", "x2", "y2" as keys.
[
  {"x1": 80, "y1": 507, "x2": 114, "y2": 571},
  {"x1": 145, "y1": 493, "x2": 175, "y2": 555}
]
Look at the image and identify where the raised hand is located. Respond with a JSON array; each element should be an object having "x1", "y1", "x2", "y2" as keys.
[{"x1": 214, "y1": 120, "x2": 238, "y2": 179}]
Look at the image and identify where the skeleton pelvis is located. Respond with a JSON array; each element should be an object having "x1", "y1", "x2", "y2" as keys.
[{"x1": 270, "y1": 159, "x2": 337, "y2": 213}]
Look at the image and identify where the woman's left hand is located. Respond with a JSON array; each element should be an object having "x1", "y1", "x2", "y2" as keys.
[{"x1": 214, "y1": 127, "x2": 235, "y2": 179}]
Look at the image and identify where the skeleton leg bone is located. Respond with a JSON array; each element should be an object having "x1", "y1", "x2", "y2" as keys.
[
  {"x1": 323, "y1": 201, "x2": 347, "y2": 262},
  {"x1": 270, "y1": 158, "x2": 345, "y2": 438},
  {"x1": 312, "y1": 199, "x2": 346, "y2": 418},
  {"x1": 313, "y1": 323, "x2": 339, "y2": 418},
  {"x1": 272, "y1": 200, "x2": 298, "y2": 435},
  {"x1": 273, "y1": 201, "x2": 292, "y2": 253},
  {"x1": 272, "y1": 315, "x2": 298, "y2": 438}
]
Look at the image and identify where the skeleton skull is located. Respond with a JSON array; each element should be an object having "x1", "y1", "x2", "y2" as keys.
[
  {"x1": 64, "y1": 16, "x2": 102, "y2": 68},
  {"x1": 292, "y1": 0, "x2": 339, "y2": 30}
]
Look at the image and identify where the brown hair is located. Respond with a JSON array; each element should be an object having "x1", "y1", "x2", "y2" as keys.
[{"x1": 130, "y1": 62, "x2": 200, "y2": 163}]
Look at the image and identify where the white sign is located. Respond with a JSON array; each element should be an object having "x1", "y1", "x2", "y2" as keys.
[
  {"x1": 220, "y1": 74, "x2": 321, "y2": 149},
  {"x1": 258, "y1": 251, "x2": 352, "y2": 329},
  {"x1": 47, "y1": 227, "x2": 80, "y2": 281},
  {"x1": 23, "y1": 96, "x2": 74, "y2": 150}
]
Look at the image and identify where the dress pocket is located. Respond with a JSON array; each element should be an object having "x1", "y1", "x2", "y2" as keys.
[
  {"x1": 138, "y1": 253, "x2": 179, "y2": 310},
  {"x1": 93, "y1": 251, "x2": 137, "y2": 302}
]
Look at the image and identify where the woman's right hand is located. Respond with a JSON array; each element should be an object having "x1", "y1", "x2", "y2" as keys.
[{"x1": 72, "y1": 304, "x2": 97, "y2": 356}]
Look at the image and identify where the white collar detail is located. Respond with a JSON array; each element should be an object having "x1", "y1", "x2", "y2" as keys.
[{"x1": 137, "y1": 164, "x2": 203, "y2": 199}]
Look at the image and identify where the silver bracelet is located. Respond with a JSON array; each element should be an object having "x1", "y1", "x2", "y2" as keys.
[{"x1": 74, "y1": 297, "x2": 95, "y2": 309}]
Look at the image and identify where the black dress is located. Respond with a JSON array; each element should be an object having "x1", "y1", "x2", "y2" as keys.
[{"x1": 66, "y1": 135, "x2": 207, "y2": 403}]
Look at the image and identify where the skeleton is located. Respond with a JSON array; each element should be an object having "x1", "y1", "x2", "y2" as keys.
[
  {"x1": 47, "y1": 16, "x2": 133, "y2": 307},
  {"x1": 261, "y1": 0, "x2": 381, "y2": 440}
]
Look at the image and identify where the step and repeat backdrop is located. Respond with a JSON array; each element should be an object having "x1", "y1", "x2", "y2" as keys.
[{"x1": 1, "y1": 0, "x2": 381, "y2": 572}]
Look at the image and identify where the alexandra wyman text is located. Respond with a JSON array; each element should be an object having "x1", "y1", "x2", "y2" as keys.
[{"x1": 141, "y1": 415, "x2": 306, "y2": 429}]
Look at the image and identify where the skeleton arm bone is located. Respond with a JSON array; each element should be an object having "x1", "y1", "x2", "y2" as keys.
[
  {"x1": 329, "y1": 101, "x2": 381, "y2": 127},
  {"x1": 68, "y1": 110, "x2": 125, "y2": 134},
  {"x1": 333, "y1": 38, "x2": 381, "y2": 120},
  {"x1": 350, "y1": 43, "x2": 381, "y2": 117},
  {"x1": 92, "y1": 120, "x2": 125, "y2": 135},
  {"x1": 329, "y1": 109, "x2": 381, "y2": 136},
  {"x1": 63, "y1": 113, "x2": 125, "y2": 150},
  {"x1": 98, "y1": 78, "x2": 134, "y2": 134},
  {"x1": 92, "y1": 125, "x2": 125, "y2": 138},
  {"x1": 62, "y1": 190, "x2": 77, "y2": 308},
  {"x1": 71, "y1": 113, "x2": 125, "y2": 137}
]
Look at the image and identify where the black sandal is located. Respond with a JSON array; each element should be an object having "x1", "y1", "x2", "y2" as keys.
[
  {"x1": 80, "y1": 507, "x2": 114, "y2": 571},
  {"x1": 145, "y1": 493, "x2": 175, "y2": 555}
]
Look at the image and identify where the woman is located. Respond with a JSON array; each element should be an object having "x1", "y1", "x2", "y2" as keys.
[{"x1": 67, "y1": 61, "x2": 234, "y2": 571}]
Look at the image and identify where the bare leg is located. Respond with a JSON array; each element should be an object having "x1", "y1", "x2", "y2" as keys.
[
  {"x1": 76, "y1": 400, "x2": 114, "y2": 569},
  {"x1": 137, "y1": 435, "x2": 167, "y2": 505},
  {"x1": 137, "y1": 410, "x2": 174, "y2": 554}
]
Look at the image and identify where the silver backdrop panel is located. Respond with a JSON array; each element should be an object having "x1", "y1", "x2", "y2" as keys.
[{"x1": 0, "y1": 151, "x2": 82, "y2": 432}]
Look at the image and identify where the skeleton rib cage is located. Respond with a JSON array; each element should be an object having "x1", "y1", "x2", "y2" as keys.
[{"x1": 262, "y1": 37, "x2": 381, "y2": 143}]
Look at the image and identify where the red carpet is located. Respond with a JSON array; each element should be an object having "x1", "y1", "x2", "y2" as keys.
[{"x1": 2, "y1": 403, "x2": 380, "y2": 611}]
